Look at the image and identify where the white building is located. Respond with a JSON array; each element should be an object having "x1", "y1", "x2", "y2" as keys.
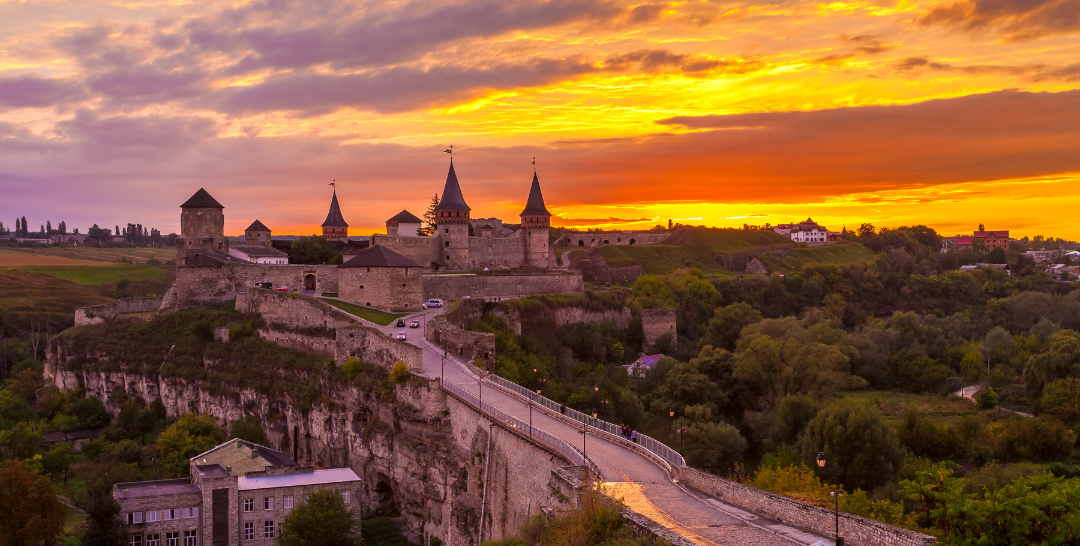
[
  {"x1": 788, "y1": 218, "x2": 829, "y2": 243},
  {"x1": 229, "y1": 244, "x2": 289, "y2": 264}
]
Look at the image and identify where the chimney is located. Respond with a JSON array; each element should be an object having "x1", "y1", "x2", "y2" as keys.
[{"x1": 251, "y1": 446, "x2": 259, "y2": 459}]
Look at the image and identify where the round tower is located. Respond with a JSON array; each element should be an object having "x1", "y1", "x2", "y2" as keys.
[
  {"x1": 177, "y1": 188, "x2": 227, "y2": 263},
  {"x1": 520, "y1": 172, "x2": 552, "y2": 268},
  {"x1": 434, "y1": 161, "x2": 471, "y2": 269}
]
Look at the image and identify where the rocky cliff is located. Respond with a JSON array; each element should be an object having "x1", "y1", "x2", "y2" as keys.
[{"x1": 46, "y1": 334, "x2": 577, "y2": 546}]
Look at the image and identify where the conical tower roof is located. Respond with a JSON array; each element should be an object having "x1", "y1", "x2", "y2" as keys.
[
  {"x1": 245, "y1": 219, "x2": 270, "y2": 232},
  {"x1": 322, "y1": 190, "x2": 349, "y2": 227},
  {"x1": 181, "y1": 188, "x2": 223, "y2": 208},
  {"x1": 433, "y1": 162, "x2": 470, "y2": 211},
  {"x1": 519, "y1": 172, "x2": 551, "y2": 217}
]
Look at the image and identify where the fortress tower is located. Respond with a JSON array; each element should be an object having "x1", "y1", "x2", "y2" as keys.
[
  {"x1": 244, "y1": 219, "x2": 271, "y2": 247},
  {"x1": 520, "y1": 172, "x2": 552, "y2": 268},
  {"x1": 434, "y1": 161, "x2": 471, "y2": 269},
  {"x1": 321, "y1": 190, "x2": 349, "y2": 241},
  {"x1": 177, "y1": 188, "x2": 227, "y2": 262}
]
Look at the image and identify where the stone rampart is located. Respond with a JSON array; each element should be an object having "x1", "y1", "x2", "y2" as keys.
[
  {"x1": 370, "y1": 234, "x2": 439, "y2": 268},
  {"x1": 561, "y1": 230, "x2": 670, "y2": 247},
  {"x1": 258, "y1": 326, "x2": 337, "y2": 356},
  {"x1": 642, "y1": 308, "x2": 677, "y2": 352},
  {"x1": 679, "y1": 468, "x2": 936, "y2": 546},
  {"x1": 488, "y1": 302, "x2": 631, "y2": 336},
  {"x1": 427, "y1": 315, "x2": 496, "y2": 366},
  {"x1": 336, "y1": 325, "x2": 422, "y2": 369},
  {"x1": 423, "y1": 270, "x2": 582, "y2": 300},
  {"x1": 75, "y1": 297, "x2": 164, "y2": 326},
  {"x1": 467, "y1": 236, "x2": 526, "y2": 270},
  {"x1": 164, "y1": 264, "x2": 340, "y2": 311},
  {"x1": 238, "y1": 289, "x2": 355, "y2": 329},
  {"x1": 570, "y1": 250, "x2": 642, "y2": 285}
]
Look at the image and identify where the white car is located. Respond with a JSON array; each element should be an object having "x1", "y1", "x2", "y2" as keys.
[
  {"x1": 426, "y1": 298, "x2": 443, "y2": 308},
  {"x1": 396, "y1": 332, "x2": 407, "y2": 341}
]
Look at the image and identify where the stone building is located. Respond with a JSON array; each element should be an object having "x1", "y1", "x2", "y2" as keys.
[
  {"x1": 385, "y1": 210, "x2": 422, "y2": 237},
  {"x1": 560, "y1": 230, "x2": 669, "y2": 248},
  {"x1": 243, "y1": 221, "x2": 272, "y2": 247},
  {"x1": 115, "y1": 439, "x2": 360, "y2": 546},
  {"x1": 176, "y1": 189, "x2": 230, "y2": 265},
  {"x1": 337, "y1": 245, "x2": 424, "y2": 311},
  {"x1": 372, "y1": 162, "x2": 555, "y2": 270}
]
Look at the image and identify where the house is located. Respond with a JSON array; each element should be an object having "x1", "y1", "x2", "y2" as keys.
[
  {"x1": 627, "y1": 354, "x2": 666, "y2": 378},
  {"x1": 115, "y1": 438, "x2": 361, "y2": 546},
  {"x1": 42, "y1": 428, "x2": 103, "y2": 452},
  {"x1": 1024, "y1": 250, "x2": 1057, "y2": 263},
  {"x1": 385, "y1": 210, "x2": 422, "y2": 237},
  {"x1": 228, "y1": 245, "x2": 289, "y2": 265},
  {"x1": 1050, "y1": 264, "x2": 1080, "y2": 281},
  {"x1": 337, "y1": 245, "x2": 424, "y2": 311},
  {"x1": 959, "y1": 263, "x2": 1011, "y2": 276},
  {"x1": 973, "y1": 230, "x2": 1010, "y2": 250},
  {"x1": 787, "y1": 218, "x2": 829, "y2": 243}
]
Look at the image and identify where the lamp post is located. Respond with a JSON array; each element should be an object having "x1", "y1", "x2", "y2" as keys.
[
  {"x1": 441, "y1": 350, "x2": 448, "y2": 379},
  {"x1": 669, "y1": 407, "x2": 675, "y2": 418},
  {"x1": 816, "y1": 452, "x2": 843, "y2": 546},
  {"x1": 580, "y1": 426, "x2": 587, "y2": 459},
  {"x1": 528, "y1": 401, "x2": 533, "y2": 437},
  {"x1": 676, "y1": 427, "x2": 686, "y2": 455}
]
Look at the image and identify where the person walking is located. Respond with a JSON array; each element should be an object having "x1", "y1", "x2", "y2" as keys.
[{"x1": 631, "y1": 429, "x2": 639, "y2": 443}]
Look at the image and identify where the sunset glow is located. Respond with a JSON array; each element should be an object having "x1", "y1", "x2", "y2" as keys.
[{"x1": 2, "y1": 0, "x2": 1078, "y2": 237}]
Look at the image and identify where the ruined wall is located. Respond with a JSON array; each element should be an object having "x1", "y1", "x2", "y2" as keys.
[
  {"x1": 680, "y1": 468, "x2": 936, "y2": 546},
  {"x1": 75, "y1": 297, "x2": 164, "y2": 326},
  {"x1": 560, "y1": 230, "x2": 670, "y2": 247},
  {"x1": 489, "y1": 303, "x2": 631, "y2": 336},
  {"x1": 44, "y1": 345, "x2": 577, "y2": 546},
  {"x1": 642, "y1": 308, "x2": 677, "y2": 352},
  {"x1": 163, "y1": 264, "x2": 340, "y2": 311},
  {"x1": 423, "y1": 271, "x2": 583, "y2": 300},
  {"x1": 569, "y1": 250, "x2": 641, "y2": 285},
  {"x1": 337, "y1": 266, "x2": 424, "y2": 312},
  {"x1": 427, "y1": 315, "x2": 496, "y2": 366}
]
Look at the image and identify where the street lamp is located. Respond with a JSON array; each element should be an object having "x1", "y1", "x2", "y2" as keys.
[
  {"x1": 592, "y1": 408, "x2": 598, "y2": 420},
  {"x1": 441, "y1": 351, "x2": 449, "y2": 379},
  {"x1": 676, "y1": 427, "x2": 686, "y2": 455},
  {"x1": 669, "y1": 407, "x2": 675, "y2": 418},
  {"x1": 527, "y1": 401, "x2": 534, "y2": 437},
  {"x1": 816, "y1": 452, "x2": 843, "y2": 546},
  {"x1": 580, "y1": 426, "x2": 587, "y2": 458},
  {"x1": 594, "y1": 384, "x2": 599, "y2": 392}
]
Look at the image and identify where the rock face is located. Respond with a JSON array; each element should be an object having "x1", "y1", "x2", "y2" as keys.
[{"x1": 45, "y1": 341, "x2": 576, "y2": 546}]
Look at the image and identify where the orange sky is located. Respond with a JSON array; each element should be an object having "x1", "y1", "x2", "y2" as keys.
[{"x1": 1, "y1": 0, "x2": 1078, "y2": 239}]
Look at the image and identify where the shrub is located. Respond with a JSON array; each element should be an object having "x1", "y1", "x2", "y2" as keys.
[
  {"x1": 994, "y1": 416, "x2": 1075, "y2": 462},
  {"x1": 975, "y1": 387, "x2": 998, "y2": 409},
  {"x1": 389, "y1": 361, "x2": 409, "y2": 384},
  {"x1": 341, "y1": 358, "x2": 362, "y2": 381}
]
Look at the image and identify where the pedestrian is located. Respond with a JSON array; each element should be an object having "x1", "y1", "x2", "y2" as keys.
[
  {"x1": 631, "y1": 429, "x2": 639, "y2": 443},
  {"x1": 560, "y1": 403, "x2": 566, "y2": 415}
]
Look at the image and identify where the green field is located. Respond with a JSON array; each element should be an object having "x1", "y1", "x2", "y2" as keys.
[
  {"x1": 320, "y1": 298, "x2": 405, "y2": 326},
  {"x1": 16, "y1": 264, "x2": 168, "y2": 285},
  {"x1": 758, "y1": 242, "x2": 877, "y2": 274},
  {"x1": 0, "y1": 245, "x2": 175, "y2": 264}
]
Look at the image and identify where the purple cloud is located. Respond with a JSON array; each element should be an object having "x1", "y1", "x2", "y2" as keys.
[
  {"x1": 57, "y1": 109, "x2": 218, "y2": 161},
  {"x1": 0, "y1": 77, "x2": 85, "y2": 110}
]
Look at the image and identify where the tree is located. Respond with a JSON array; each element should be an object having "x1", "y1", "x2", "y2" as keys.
[
  {"x1": 230, "y1": 415, "x2": 268, "y2": 445},
  {"x1": 679, "y1": 419, "x2": 747, "y2": 473},
  {"x1": 799, "y1": 398, "x2": 905, "y2": 491},
  {"x1": 279, "y1": 490, "x2": 359, "y2": 546},
  {"x1": 0, "y1": 460, "x2": 66, "y2": 546},
  {"x1": 1041, "y1": 377, "x2": 1080, "y2": 426},
  {"x1": 420, "y1": 193, "x2": 439, "y2": 236},
  {"x1": 156, "y1": 414, "x2": 225, "y2": 477},
  {"x1": 702, "y1": 303, "x2": 762, "y2": 351},
  {"x1": 734, "y1": 334, "x2": 848, "y2": 409},
  {"x1": 74, "y1": 460, "x2": 135, "y2": 546},
  {"x1": 290, "y1": 236, "x2": 339, "y2": 265}
]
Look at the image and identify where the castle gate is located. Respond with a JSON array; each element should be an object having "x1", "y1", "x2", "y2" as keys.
[{"x1": 304, "y1": 274, "x2": 316, "y2": 291}]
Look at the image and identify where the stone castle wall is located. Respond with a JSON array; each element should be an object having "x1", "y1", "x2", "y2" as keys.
[
  {"x1": 370, "y1": 234, "x2": 440, "y2": 268},
  {"x1": 467, "y1": 234, "x2": 527, "y2": 270},
  {"x1": 489, "y1": 303, "x2": 632, "y2": 336},
  {"x1": 427, "y1": 315, "x2": 497, "y2": 367},
  {"x1": 570, "y1": 250, "x2": 642, "y2": 285},
  {"x1": 561, "y1": 230, "x2": 670, "y2": 248},
  {"x1": 423, "y1": 271, "x2": 583, "y2": 300},
  {"x1": 642, "y1": 308, "x2": 677, "y2": 352},
  {"x1": 75, "y1": 297, "x2": 164, "y2": 326},
  {"x1": 163, "y1": 264, "x2": 340, "y2": 311},
  {"x1": 337, "y1": 265, "x2": 424, "y2": 312},
  {"x1": 679, "y1": 468, "x2": 936, "y2": 546}
]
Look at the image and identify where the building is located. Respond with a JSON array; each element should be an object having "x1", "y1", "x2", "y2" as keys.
[
  {"x1": 385, "y1": 210, "x2": 422, "y2": 237},
  {"x1": 228, "y1": 245, "x2": 289, "y2": 265},
  {"x1": 244, "y1": 221, "x2": 272, "y2": 247},
  {"x1": 337, "y1": 245, "x2": 423, "y2": 311},
  {"x1": 627, "y1": 354, "x2": 665, "y2": 378},
  {"x1": 321, "y1": 190, "x2": 349, "y2": 242},
  {"x1": 1024, "y1": 250, "x2": 1057, "y2": 263},
  {"x1": 42, "y1": 428, "x2": 102, "y2": 452},
  {"x1": 115, "y1": 439, "x2": 361, "y2": 546},
  {"x1": 973, "y1": 230, "x2": 1010, "y2": 250},
  {"x1": 176, "y1": 189, "x2": 230, "y2": 265},
  {"x1": 787, "y1": 218, "x2": 829, "y2": 243}
]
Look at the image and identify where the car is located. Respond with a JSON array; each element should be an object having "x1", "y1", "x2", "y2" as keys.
[
  {"x1": 426, "y1": 298, "x2": 443, "y2": 308},
  {"x1": 461, "y1": 295, "x2": 470, "y2": 299},
  {"x1": 396, "y1": 319, "x2": 405, "y2": 327},
  {"x1": 396, "y1": 332, "x2": 407, "y2": 341},
  {"x1": 409, "y1": 320, "x2": 420, "y2": 328}
]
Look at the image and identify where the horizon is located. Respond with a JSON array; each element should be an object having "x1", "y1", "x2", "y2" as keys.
[{"x1": 2, "y1": 0, "x2": 1079, "y2": 238}]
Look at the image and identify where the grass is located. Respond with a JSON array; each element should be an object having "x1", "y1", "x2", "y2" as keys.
[
  {"x1": 17, "y1": 264, "x2": 168, "y2": 286},
  {"x1": 0, "y1": 249, "x2": 114, "y2": 266},
  {"x1": 0, "y1": 245, "x2": 175, "y2": 264},
  {"x1": 845, "y1": 390, "x2": 977, "y2": 427},
  {"x1": 320, "y1": 298, "x2": 405, "y2": 326},
  {"x1": 758, "y1": 242, "x2": 876, "y2": 274}
]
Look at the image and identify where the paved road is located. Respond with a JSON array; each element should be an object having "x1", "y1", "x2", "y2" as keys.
[{"x1": 354, "y1": 305, "x2": 831, "y2": 546}]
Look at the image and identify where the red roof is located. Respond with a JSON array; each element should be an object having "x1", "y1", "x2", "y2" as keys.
[{"x1": 973, "y1": 231, "x2": 1009, "y2": 238}]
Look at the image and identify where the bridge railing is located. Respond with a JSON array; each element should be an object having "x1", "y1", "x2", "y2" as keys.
[
  {"x1": 484, "y1": 373, "x2": 686, "y2": 469},
  {"x1": 440, "y1": 378, "x2": 601, "y2": 477}
]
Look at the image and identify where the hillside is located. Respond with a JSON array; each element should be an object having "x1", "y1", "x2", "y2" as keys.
[{"x1": 560, "y1": 227, "x2": 872, "y2": 275}]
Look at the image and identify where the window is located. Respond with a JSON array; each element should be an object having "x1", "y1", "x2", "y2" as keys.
[
  {"x1": 183, "y1": 530, "x2": 197, "y2": 546},
  {"x1": 182, "y1": 508, "x2": 199, "y2": 519},
  {"x1": 166, "y1": 532, "x2": 179, "y2": 546},
  {"x1": 244, "y1": 523, "x2": 254, "y2": 541},
  {"x1": 283, "y1": 496, "x2": 293, "y2": 510},
  {"x1": 264, "y1": 521, "x2": 275, "y2": 539},
  {"x1": 445, "y1": 228, "x2": 449, "y2": 233},
  {"x1": 445, "y1": 241, "x2": 449, "y2": 247},
  {"x1": 127, "y1": 512, "x2": 143, "y2": 524},
  {"x1": 341, "y1": 490, "x2": 349, "y2": 503},
  {"x1": 163, "y1": 509, "x2": 177, "y2": 521},
  {"x1": 130, "y1": 535, "x2": 143, "y2": 546},
  {"x1": 146, "y1": 535, "x2": 159, "y2": 546},
  {"x1": 146, "y1": 511, "x2": 161, "y2": 523},
  {"x1": 264, "y1": 497, "x2": 274, "y2": 510},
  {"x1": 244, "y1": 499, "x2": 254, "y2": 512}
]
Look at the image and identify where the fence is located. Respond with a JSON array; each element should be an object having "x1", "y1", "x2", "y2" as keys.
[
  {"x1": 484, "y1": 373, "x2": 685, "y2": 470},
  {"x1": 440, "y1": 378, "x2": 601, "y2": 477}
]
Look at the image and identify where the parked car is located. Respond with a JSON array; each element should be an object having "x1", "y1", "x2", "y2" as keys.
[
  {"x1": 461, "y1": 295, "x2": 470, "y2": 299},
  {"x1": 396, "y1": 332, "x2": 407, "y2": 341},
  {"x1": 409, "y1": 320, "x2": 420, "y2": 328},
  {"x1": 426, "y1": 298, "x2": 443, "y2": 308},
  {"x1": 396, "y1": 319, "x2": 405, "y2": 327}
]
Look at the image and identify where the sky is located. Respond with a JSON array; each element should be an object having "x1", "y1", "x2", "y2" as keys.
[{"x1": 1, "y1": 0, "x2": 1079, "y2": 238}]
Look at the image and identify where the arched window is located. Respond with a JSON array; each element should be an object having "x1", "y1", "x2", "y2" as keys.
[{"x1": 359, "y1": 285, "x2": 364, "y2": 289}]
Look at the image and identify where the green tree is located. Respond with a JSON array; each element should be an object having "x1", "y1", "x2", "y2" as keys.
[
  {"x1": 290, "y1": 236, "x2": 339, "y2": 265},
  {"x1": 702, "y1": 303, "x2": 762, "y2": 351},
  {"x1": 75, "y1": 460, "x2": 134, "y2": 546},
  {"x1": 679, "y1": 420, "x2": 747, "y2": 474},
  {"x1": 279, "y1": 490, "x2": 359, "y2": 546},
  {"x1": 1023, "y1": 329, "x2": 1080, "y2": 400},
  {"x1": 420, "y1": 194, "x2": 439, "y2": 236},
  {"x1": 0, "y1": 460, "x2": 66, "y2": 546},
  {"x1": 156, "y1": 414, "x2": 225, "y2": 477},
  {"x1": 799, "y1": 399, "x2": 904, "y2": 491},
  {"x1": 1041, "y1": 377, "x2": 1080, "y2": 426},
  {"x1": 230, "y1": 415, "x2": 268, "y2": 445},
  {"x1": 735, "y1": 335, "x2": 848, "y2": 409}
]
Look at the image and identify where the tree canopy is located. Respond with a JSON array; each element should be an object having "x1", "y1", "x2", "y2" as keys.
[{"x1": 279, "y1": 490, "x2": 359, "y2": 546}]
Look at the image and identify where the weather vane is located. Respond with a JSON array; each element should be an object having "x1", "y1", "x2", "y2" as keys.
[
  {"x1": 532, "y1": 157, "x2": 536, "y2": 172},
  {"x1": 329, "y1": 179, "x2": 336, "y2": 188},
  {"x1": 444, "y1": 145, "x2": 453, "y2": 160}
]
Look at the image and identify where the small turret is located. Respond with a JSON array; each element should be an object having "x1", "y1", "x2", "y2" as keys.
[
  {"x1": 244, "y1": 219, "x2": 271, "y2": 247},
  {"x1": 321, "y1": 190, "x2": 349, "y2": 241},
  {"x1": 520, "y1": 172, "x2": 552, "y2": 268},
  {"x1": 434, "y1": 161, "x2": 471, "y2": 268}
]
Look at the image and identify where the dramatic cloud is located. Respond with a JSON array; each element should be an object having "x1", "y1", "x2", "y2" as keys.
[
  {"x1": 919, "y1": 0, "x2": 1080, "y2": 41},
  {"x1": 0, "y1": 77, "x2": 85, "y2": 110},
  {"x1": 56, "y1": 110, "x2": 218, "y2": 161},
  {"x1": 893, "y1": 56, "x2": 1080, "y2": 81}
]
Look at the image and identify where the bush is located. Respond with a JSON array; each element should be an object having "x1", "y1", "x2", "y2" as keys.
[
  {"x1": 994, "y1": 416, "x2": 1075, "y2": 462},
  {"x1": 342, "y1": 358, "x2": 362, "y2": 381},
  {"x1": 975, "y1": 387, "x2": 998, "y2": 409},
  {"x1": 389, "y1": 361, "x2": 409, "y2": 384}
]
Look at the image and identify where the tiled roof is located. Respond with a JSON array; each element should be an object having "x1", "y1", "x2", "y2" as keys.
[
  {"x1": 322, "y1": 191, "x2": 349, "y2": 227},
  {"x1": 181, "y1": 188, "x2": 224, "y2": 209},
  {"x1": 339, "y1": 245, "x2": 421, "y2": 268},
  {"x1": 519, "y1": 172, "x2": 551, "y2": 216},
  {"x1": 232, "y1": 244, "x2": 288, "y2": 258},
  {"x1": 190, "y1": 438, "x2": 295, "y2": 468},
  {"x1": 387, "y1": 210, "x2": 422, "y2": 223},
  {"x1": 246, "y1": 219, "x2": 270, "y2": 232},
  {"x1": 115, "y1": 478, "x2": 201, "y2": 499},
  {"x1": 238, "y1": 468, "x2": 360, "y2": 491},
  {"x1": 434, "y1": 162, "x2": 470, "y2": 211}
]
